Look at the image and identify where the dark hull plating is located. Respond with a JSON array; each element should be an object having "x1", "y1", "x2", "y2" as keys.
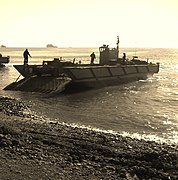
[{"x1": 5, "y1": 63, "x2": 159, "y2": 94}]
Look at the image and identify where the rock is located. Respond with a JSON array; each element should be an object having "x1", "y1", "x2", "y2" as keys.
[{"x1": 0, "y1": 95, "x2": 178, "y2": 179}]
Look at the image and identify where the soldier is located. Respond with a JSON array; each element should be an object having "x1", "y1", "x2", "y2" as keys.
[
  {"x1": 90, "y1": 52, "x2": 96, "y2": 64},
  {"x1": 23, "y1": 49, "x2": 31, "y2": 65}
]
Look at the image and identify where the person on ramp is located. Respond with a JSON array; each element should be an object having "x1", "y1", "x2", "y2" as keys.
[{"x1": 23, "y1": 49, "x2": 31, "y2": 65}]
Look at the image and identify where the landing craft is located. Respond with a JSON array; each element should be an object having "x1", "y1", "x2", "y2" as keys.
[
  {"x1": 4, "y1": 37, "x2": 159, "y2": 94},
  {"x1": 0, "y1": 54, "x2": 10, "y2": 67}
]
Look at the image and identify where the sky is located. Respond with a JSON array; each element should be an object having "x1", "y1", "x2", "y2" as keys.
[{"x1": 1, "y1": 0, "x2": 178, "y2": 48}]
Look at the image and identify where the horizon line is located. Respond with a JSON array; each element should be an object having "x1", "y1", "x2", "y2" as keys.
[{"x1": 1, "y1": 46, "x2": 178, "y2": 49}]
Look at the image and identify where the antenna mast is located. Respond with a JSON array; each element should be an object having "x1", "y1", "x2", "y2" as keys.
[{"x1": 117, "y1": 36, "x2": 120, "y2": 58}]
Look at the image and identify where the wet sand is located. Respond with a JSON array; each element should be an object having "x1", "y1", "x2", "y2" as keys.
[{"x1": 0, "y1": 96, "x2": 178, "y2": 179}]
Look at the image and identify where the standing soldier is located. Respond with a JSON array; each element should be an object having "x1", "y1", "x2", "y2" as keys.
[
  {"x1": 90, "y1": 52, "x2": 96, "y2": 64},
  {"x1": 23, "y1": 49, "x2": 31, "y2": 65}
]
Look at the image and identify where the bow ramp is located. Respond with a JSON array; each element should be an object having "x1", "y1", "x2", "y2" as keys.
[{"x1": 4, "y1": 76, "x2": 72, "y2": 94}]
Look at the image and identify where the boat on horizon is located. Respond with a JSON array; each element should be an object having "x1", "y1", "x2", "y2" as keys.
[{"x1": 4, "y1": 37, "x2": 159, "y2": 94}]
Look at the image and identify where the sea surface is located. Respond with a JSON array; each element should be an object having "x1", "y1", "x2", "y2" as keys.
[{"x1": 0, "y1": 47, "x2": 178, "y2": 144}]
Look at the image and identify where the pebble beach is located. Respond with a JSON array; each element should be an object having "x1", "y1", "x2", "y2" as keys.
[{"x1": 0, "y1": 96, "x2": 178, "y2": 180}]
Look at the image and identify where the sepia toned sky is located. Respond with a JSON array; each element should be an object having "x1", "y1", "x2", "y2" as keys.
[{"x1": 1, "y1": 0, "x2": 178, "y2": 48}]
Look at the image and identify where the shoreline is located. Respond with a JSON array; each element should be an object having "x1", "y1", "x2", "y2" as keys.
[{"x1": 0, "y1": 96, "x2": 178, "y2": 179}]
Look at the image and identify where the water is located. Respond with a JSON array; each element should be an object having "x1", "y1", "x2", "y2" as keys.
[{"x1": 0, "y1": 47, "x2": 178, "y2": 144}]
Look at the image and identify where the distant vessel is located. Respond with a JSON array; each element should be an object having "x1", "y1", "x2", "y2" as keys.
[
  {"x1": 0, "y1": 54, "x2": 10, "y2": 67},
  {"x1": 1, "y1": 45, "x2": 6, "y2": 48},
  {"x1": 46, "y1": 44, "x2": 57, "y2": 48},
  {"x1": 5, "y1": 37, "x2": 159, "y2": 93}
]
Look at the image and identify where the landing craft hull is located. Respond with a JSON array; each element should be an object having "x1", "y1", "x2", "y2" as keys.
[
  {"x1": 0, "y1": 56, "x2": 10, "y2": 66},
  {"x1": 14, "y1": 64, "x2": 159, "y2": 79},
  {"x1": 64, "y1": 66, "x2": 157, "y2": 92},
  {"x1": 4, "y1": 63, "x2": 159, "y2": 94},
  {"x1": 63, "y1": 64, "x2": 159, "y2": 83}
]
